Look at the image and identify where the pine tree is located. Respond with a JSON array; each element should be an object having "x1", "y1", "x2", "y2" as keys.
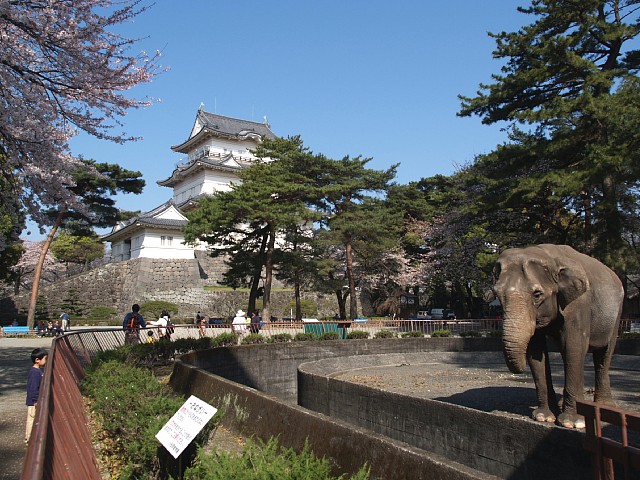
[{"x1": 459, "y1": 0, "x2": 640, "y2": 271}]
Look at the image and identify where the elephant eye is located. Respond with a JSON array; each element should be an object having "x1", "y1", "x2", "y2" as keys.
[{"x1": 533, "y1": 290, "x2": 544, "y2": 302}]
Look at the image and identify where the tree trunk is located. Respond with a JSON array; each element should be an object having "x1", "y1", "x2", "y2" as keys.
[
  {"x1": 601, "y1": 174, "x2": 622, "y2": 260},
  {"x1": 345, "y1": 234, "x2": 358, "y2": 319},
  {"x1": 582, "y1": 191, "x2": 593, "y2": 253},
  {"x1": 294, "y1": 279, "x2": 301, "y2": 320},
  {"x1": 262, "y1": 224, "x2": 276, "y2": 323},
  {"x1": 13, "y1": 274, "x2": 21, "y2": 295},
  {"x1": 248, "y1": 230, "x2": 268, "y2": 315},
  {"x1": 335, "y1": 288, "x2": 349, "y2": 319},
  {"x1": 27, "y1": 210, "x2": 65, "y2": 328}
]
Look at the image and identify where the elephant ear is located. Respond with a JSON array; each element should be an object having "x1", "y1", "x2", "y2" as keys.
[{"x1": 554, "y1": 259, "x2": 588, "y2": 307}]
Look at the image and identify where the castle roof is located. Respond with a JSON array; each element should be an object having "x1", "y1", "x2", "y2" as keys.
[
  {"x1": 171, "y1": 110, "x2": 275, "y2": 154},
  {"x1": 101, "y1": 201, "x2": 187, "y2": 242},
  {"x1": 158, "y1": 110, "x2": 275, "y2": 188}
]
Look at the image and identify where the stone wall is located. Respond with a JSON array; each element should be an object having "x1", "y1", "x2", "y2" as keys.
[{"x1": 0, "y1": 257, "x2": 342, "y2": 323}]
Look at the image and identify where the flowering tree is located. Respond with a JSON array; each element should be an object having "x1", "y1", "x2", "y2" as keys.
[
  {"x1": 10, "y1": 240, "x2": 59, "y2": 295},
  {"x1": 0, "y1": 1, "x2": 160, "y2": 325}
]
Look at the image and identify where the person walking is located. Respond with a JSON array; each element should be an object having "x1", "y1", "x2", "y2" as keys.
[
  {"x1": 25, "y1": 348, "x2": 48, "y2": 444},
  {"x1": 59, "y1": 312, "x2": 70, "y2": 331},
  {"x1": 122, "y1": 304, "x2": 146, "y2": 345},
  {"x1": 232, "y1": 309, "x2": 247, "y2": 335}
]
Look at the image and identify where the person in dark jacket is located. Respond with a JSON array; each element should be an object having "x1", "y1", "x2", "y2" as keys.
[
  {"x1": 25, "y1": 348, "x2": 48, "y2": 444},
  {"x1": 250, "y1": 310, "x2": 262, "y2": 334}
]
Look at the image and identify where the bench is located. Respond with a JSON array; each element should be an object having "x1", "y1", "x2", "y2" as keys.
[{"x1": 2, "y1": 326, "x2": 31, "y2": 336}]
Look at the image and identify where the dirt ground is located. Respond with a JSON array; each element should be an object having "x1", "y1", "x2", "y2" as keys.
[{"x1": 334, "y1": 351, "x2": 640, "y2": 420}]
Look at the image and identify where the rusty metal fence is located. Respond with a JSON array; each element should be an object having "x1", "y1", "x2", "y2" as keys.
[
  {"x1": 578, "y1": 400, "x2": 640, "y2": 480},
  {"x1": 20, "y1": 329, "x2": 129, "y2": 480}
]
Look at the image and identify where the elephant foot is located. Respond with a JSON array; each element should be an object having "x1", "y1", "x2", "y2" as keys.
[
  {"x1": 594, "y1": 395, "x2": 617, "y2": 408},
  {"x1": 532, "y1": 407, "x2": 556, "y2": 423},
  {"x1": 557, "y1": 412, "x2": 585, "y2": 429}
]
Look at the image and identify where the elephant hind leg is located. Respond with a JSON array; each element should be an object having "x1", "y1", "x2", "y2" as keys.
[{"x1": 593, "y1": 346, "x2": 616, "y2": 406}]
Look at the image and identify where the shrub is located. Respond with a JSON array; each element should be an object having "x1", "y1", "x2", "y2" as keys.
[
  {"x1": 269, "y1": 333, "x2": 293, "y2": 343},
  {"x1": 319, "y1": 331, "x2": 340, "y2": 341},
  {"x1": 85, "y1": 305, "x2": 118, "y2": 325},
  {"x1": 87, "y1": 343, "x2": 173, "y2": 370},
  {"x1": 431, "y1": 329, "x2": 452, "y2": 337},
  {"x1": 459, "y1": 330, "x2": 482, "y2": 338},
  {"x1": 488, "y1": 329, "x2": 503, "y2": 338},
  {"x1": 622, "y1": 332, "x2": 640, "y2": 339},
  {"x1": 212, "y1": 332, "x2": 239, "y2": 347},
  {"x1": 185, "y1": 437, "x2": 370, "y2": 480},
  {"x1": 347, "y1": 330, "x2": 369, "y2": 339},
  {"x1": 402, "y1": 330, "x2": 424, "y2": 338},
  {"x1": 83, "y1": 360, "x2": 214, "y2": 479},
  {"x1": 82, "y1": 360, "x2": 200, "y2": 479},
  {"x1": 241, "y1": 333, "x2": 265, "y2": 345},
  {"x1": 284, "y1": 298, "x2": 318, "y2": 318},
  {"x1": 374, "y1": 330, "x2": 396, "y2": 339},
  {"x1": 140, "y1": 300, "x2": 179, "y2": 320},
  {"x1": 294, "y1": 332, "x2": 316, "y2": 342},
  {"x1": 195, "y1": 336, "x2": 214, "y2": 350},
  {"x1": 173, "y1": 338, "x2": 201, "y2": 354}
]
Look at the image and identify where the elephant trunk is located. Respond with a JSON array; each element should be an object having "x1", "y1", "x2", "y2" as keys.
[{"x1": 501, "y1": 302, "x2": 535, "y2": 374}]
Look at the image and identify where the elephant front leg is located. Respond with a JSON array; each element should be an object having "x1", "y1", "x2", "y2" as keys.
[
  {"x1": 527, "y1": 333, "x2": 558, "y2": 423},
  {"x1": 557, "y1": 344, "x2": 588, "y2": 429}
]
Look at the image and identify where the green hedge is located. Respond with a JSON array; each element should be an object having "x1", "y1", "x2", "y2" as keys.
[
  {"x1": 82, "y1": 360, "x2": 213, "y2": 479},
  {"x1": 185, "y1": 438, "x2": 370, "y2": 479}
]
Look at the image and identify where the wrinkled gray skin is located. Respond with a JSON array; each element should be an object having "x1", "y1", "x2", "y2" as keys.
[{"x1": 494, "y1": 244, "x2": 623, "y2": 429}]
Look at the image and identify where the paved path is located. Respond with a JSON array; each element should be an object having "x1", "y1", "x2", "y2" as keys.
[{"x1": 0, "y1": 335, "x2": 54, "y2": 480}]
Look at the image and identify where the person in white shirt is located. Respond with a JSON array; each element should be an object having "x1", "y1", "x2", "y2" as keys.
[
  {"x1": 148, "y1": 310, "x2": 171, "y2": 340},
  {"x1": 232, "y1": 309, "x2": 247, "y2": 335}
]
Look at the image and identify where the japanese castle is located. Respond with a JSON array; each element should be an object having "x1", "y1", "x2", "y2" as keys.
[{"x1": 103, "y1": 110, "x2": 276, "y2": 261}]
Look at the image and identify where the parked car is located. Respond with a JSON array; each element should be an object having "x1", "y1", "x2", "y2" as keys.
[
  {"x1": 429, "y1": 308, "x2": 456, "y2": 320},
  {"x1": 416, "y1": 310, "x2": 432, "y2": 320}
]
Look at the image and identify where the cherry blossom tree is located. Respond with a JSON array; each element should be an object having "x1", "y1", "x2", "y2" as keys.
[
  {"x1": 0, "y1": 1, "x2": 161, "y2": 325},
  {"x1": 0, "y1": 0, "x2": 161, "y2": 238},
  {"x1": 10, "y1": 240, "x2": 59, "y2": 295}
]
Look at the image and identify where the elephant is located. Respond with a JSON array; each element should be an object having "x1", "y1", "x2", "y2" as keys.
[{"x1": 493, "y1": 244, "x2": 623, "y2": 429}]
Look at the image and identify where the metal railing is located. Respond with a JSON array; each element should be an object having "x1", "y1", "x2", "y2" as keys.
[
  {"x1": 578, "y1": 400, "x2": 640, "y2": 480},
  {"x1": 182, "y1": 318, "x2": 506, "y2": 340},
  {"x1": 21, "y1": 330, "x2": 128, "y2": 480}
]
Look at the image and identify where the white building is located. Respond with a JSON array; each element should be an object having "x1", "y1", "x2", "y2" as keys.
[{"x1": 103, "y1": 110, "x2": 276, "y2": 261}]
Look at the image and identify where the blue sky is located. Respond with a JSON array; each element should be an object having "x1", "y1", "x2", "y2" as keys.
[{"x1": 27, "y1": 1, "x2": 530, "y2": 239}]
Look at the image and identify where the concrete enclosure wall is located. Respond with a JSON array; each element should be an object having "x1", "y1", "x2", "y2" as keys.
[
  {"x1": 176, "y1": 337, "x2": 503, "y2": 403},
  {"x1": 173, "y1": 338, "x2": 593, "y2": 479},
  {"x1": 297, "y1": 352, "x2": 588, "y2": 479},
  {"x1": 170, "y1": 359, "x2": 495, "y2": 480}
]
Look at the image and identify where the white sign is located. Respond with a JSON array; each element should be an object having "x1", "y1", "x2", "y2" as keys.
[{"x1": 156, "y1": 395, "x2": 217, "y2": 458}]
